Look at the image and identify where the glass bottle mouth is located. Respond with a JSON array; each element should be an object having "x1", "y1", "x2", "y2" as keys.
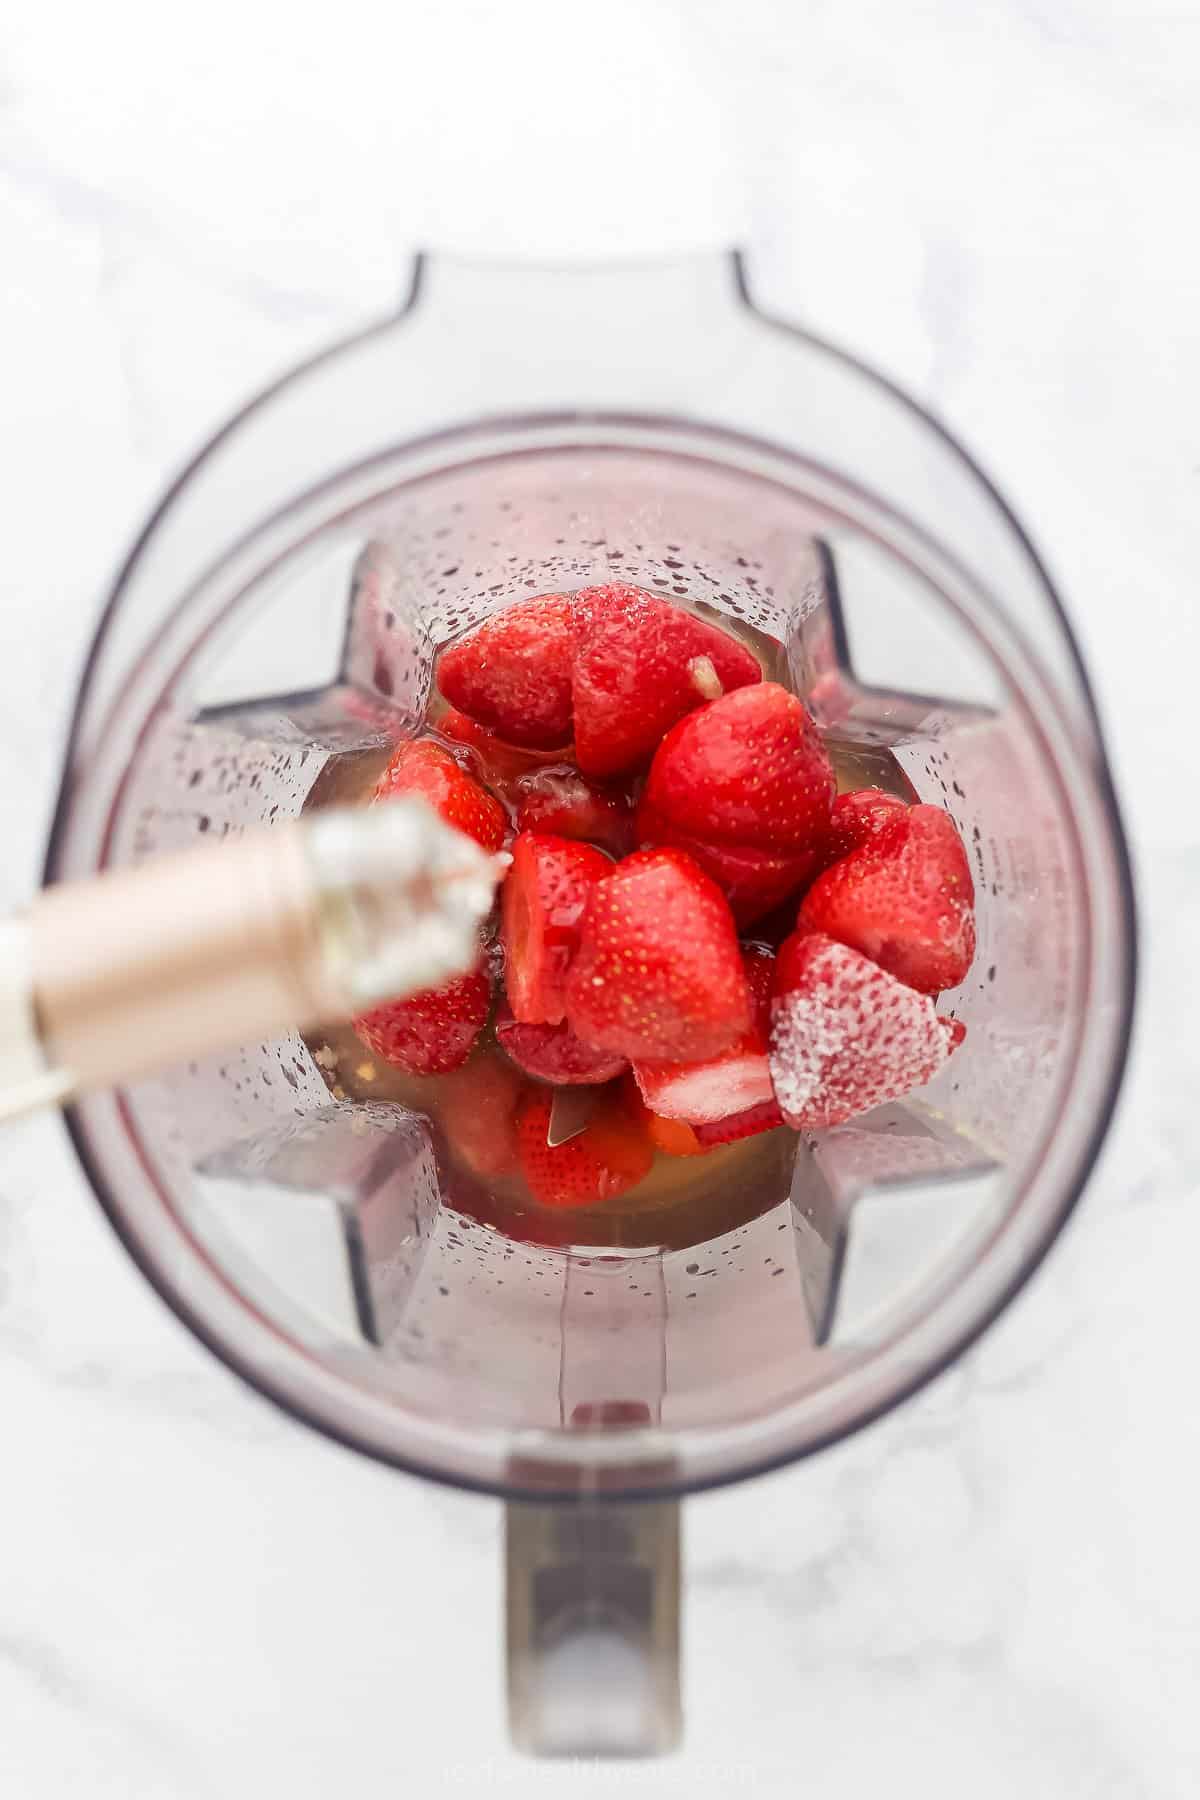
[{"x1": 45, "y1": 256, "x2": 1136, "y2": 1500}]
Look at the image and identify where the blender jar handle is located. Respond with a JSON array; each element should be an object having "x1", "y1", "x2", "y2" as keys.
[{"x1": 505, "y1": 1490, "x2": 682, "y2": 1756}]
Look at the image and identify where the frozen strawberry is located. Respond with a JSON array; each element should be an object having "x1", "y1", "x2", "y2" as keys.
[
  {"x1": 516, "y1": 1088, "x2": 654, "y2": 1209},
  {"x1": 571, "y1": 583, "x2": 762, "y2": 778},
  {"x1": 768, "y1": 931, "x2": 963, "y2": 1131},
  {"x1": 436, "y1": 592, "x2": 577, "y2": 749},
  {"x1": 631, "y1": 945, "x2": 775, "y2": 1123},
  {"x1": 633, "y1": 1046, "x2": 775, "y2": 1124},
  {"x1": 501, "y1": 832, "x2": 611, "y2": 1026},
  {"x1": 353, "y1": 957, "x2": 492, "y2": 1076},
  {"x1": 635, "y1": 799, "x2": 821, "y2": 925},
  {"x1": 515, "y1": 767, "x2": 634, "y2": 856},
  {"x1": 693, "y1": 1099, "x2": 786, "y2": 1146},
  {"x1": 643, "y1": 682, "x2": 836, "y2": 855},
  {"x1": 495, "y1": 1003, "x2": 628, "y2": 1086},
  {"x1": 799, "y1": 804, "x2": 975, "y2": 994},
  {"x1": 373, "y1": 738, "x2": 506, "y2": 853},
  {"x1": 437, "y1": 708, "x2": 570, "y2": 785},
  {"x1": 437, "y1": 1050, "x2": 525, "y2": 1178},
  {"x1": 824, "y1": 787, "x2": 907, "y2": 859},
  {"x1": 564, "y1": 849, "x2": 751, "y2": 1062}
]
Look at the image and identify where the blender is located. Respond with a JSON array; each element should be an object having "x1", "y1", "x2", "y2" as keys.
[{"x1": 38, "y1": 251, "x2": 1135, "y2": 1755}]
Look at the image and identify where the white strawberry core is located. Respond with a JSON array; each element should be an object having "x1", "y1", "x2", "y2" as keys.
[{"x1": 687, "y1": 655, "x2": 724, "y2": 701}]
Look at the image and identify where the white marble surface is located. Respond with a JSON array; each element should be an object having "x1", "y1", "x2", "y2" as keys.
[{"x1": 1, "y1": 1, "x2": 1198, "y2": 1793}]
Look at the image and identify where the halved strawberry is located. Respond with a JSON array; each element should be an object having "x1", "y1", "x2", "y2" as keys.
[
  {"x1": 635, "y1": 800, "x2": 822, "y2": 926},
  {"x1": 501, "y1": 832, "x2": 611, "y2": 1026},
  {"x1": 373, "y1": 738, "x2": 506, "y2": 853},
  {"x1": 353, "y1": 956, "x2": 492, "y2": 1076},
  {"x1": 515, "y1": 768, "x2": 634, "y2": 857},
  {"x1": 799, "y1": 803, "x2": 975, "y2": 994},
  {"x1": 693, "y1": 1099, "x2": 786, "y2": 1146},
  {"x1": 643, "y1": 682, "x2": 836, "y2": 854},
  {"x1": 436, "y1": 593, "x2": 577, "y2": 749},
  {"x1": 564, "y1": 849, "x2": 750, "y2": 1062},
  {"x1": 571, "y1": 584, "x2": 762, "y2": 778},
  {"x1": 495, "y1": 1002, "x2": 628, "y2": 1086},
  {"x1": 516, "y1": 1087, "x2": 654, "y2": 1209},
  {"x1": 824, "y1": 787, "x2": 907, "y2": 859},
  {"x1": 633, "y1": 1046, "x2": 775, "y2": 1123},
  {"x1": 437, "y1": 708, "x2": 571, "y2": 785},
  {"x1": 768, "y1": 931, "x2": 964, "y2": 1130},
  {"x1": 631, "y1": 944, "x2": 775, "y2": 1123},
  {"x1": 437, "y1": 1050, "x2": 526, "y2": 1178}
]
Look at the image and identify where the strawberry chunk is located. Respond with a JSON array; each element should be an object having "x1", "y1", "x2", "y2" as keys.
[
  {"x1": 649, "y1": 1115, "x2": 710, "y2": 1157},
  {"x1": 824, "y1": 787, "x2": 907, "y2": 859},
  {"x1": 693, "y1": 1099, "x2": 786, "y2": 1146},
  {"x1": 620, "y1": 1075, "x2": 711, "y2": 1157},
  {"x1": 437, "y1": 1051, "x2": 525, "y2": 1178},
  {"x1": 500, "y1": 832, "x2": 612, "y2": 1026},
  {"x1": 635, "y1": 801, "x2": 822, "y2": 926},
  {"x1": 768, "y1": 931, "x2": 964, "y2": 1130},
  {"x1": 564, "y1": 849, "x2": 751, "y2": 1062},
  {"x1": 571, "y1": 583, "x2": 762, "y2": 778},
  {"x1": 353, "y1": 956, "x2": 492, "y2": 1076},
  {"x1": 631, "y1": 944, "x2": 775, "y2": 1123},
  {"x1": 634, "y1": 1046, "x2": 775, "y2": 1123},
  {"x1": 495, "y1": 1003, "x2": 628, "y2": 1086},
  {"x1": 799, "y1": 803, "x2": 976, "y2": 994},
  {"x1": 516, "y1": 1088, "x2": 654, "y2": 1209},
  {"x1": 437, "y1": 709, "x2": 570, "y2": 785},
  {"x1": 436, "y1": 593, "x2": 577, "y2": 749},
  {"x1": 643, "y1": 682, "x2": 836, "y2": 854},
  {"x1": 373, "y1": 738, "x2": 506, "y2": 853},
  {"x1": 515, "y1": 768, "x2": 634, "y2": 857}
]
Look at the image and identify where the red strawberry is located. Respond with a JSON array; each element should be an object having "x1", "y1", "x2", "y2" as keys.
[
  {"x1": 643, "y1": 682, "x2": 836, "y2": 854},
  {"x1": 799, "y1": 804, "x2": 975, "y2": 994},
  {"x1": 501, "y1": 832, "x2": 611, "y2": 1026},
  {"x1": 438, "y1": 1050, "x2": 525, "y2": 1178},
  {"x1": 564, "y1": 849, "x2": 751, "y2": 1062},
  {"x1": 636, "y1": 800, "x2": 822, "y2": 926},
  {"x1": 436, "y1": 593, "x2": 577, "y2": 749},
  {"x1": 495, "y1": 1003, "x2": 628, "y2": 1086},
  {"x1": 373, "y1": 738, "x2": 506, "y2": 853},
  {"x1": 824, "y1": 787, "x2": 907, "y2": 859},
  {"x1": 515, "y1": 767, "x2": 634, "y2": 857},
  {"x1": 516, "y1": 1087, "x2": 654, "y2": 1209},
  {"x1": 631, "y1": 944, "x2": 775, "y2": 1123},
  {"x1": 693, "y1": 1099, "x2": 786, "y2": 1146},
  {"x1": 571, "y1": 583, "x2": 762, "y2": 778},
  {"x1": 353, "y1": 957, "x2": 492, "y2": 1076},
  {"x1": 437, "y1": 708, "x2": 571, "y2": 785},
  {"x1": 768, "y1": 931, "x2": 964, "y2": 1130}
]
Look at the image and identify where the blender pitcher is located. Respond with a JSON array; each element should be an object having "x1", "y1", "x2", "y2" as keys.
[{"x1": 45, "y1": 252, "x2": 1135, "y2": 1756}]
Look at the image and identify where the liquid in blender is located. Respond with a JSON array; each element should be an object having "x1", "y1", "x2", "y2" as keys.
[{"x1": 301, "y1": 600, "x2": 916, "y2": 1253}]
